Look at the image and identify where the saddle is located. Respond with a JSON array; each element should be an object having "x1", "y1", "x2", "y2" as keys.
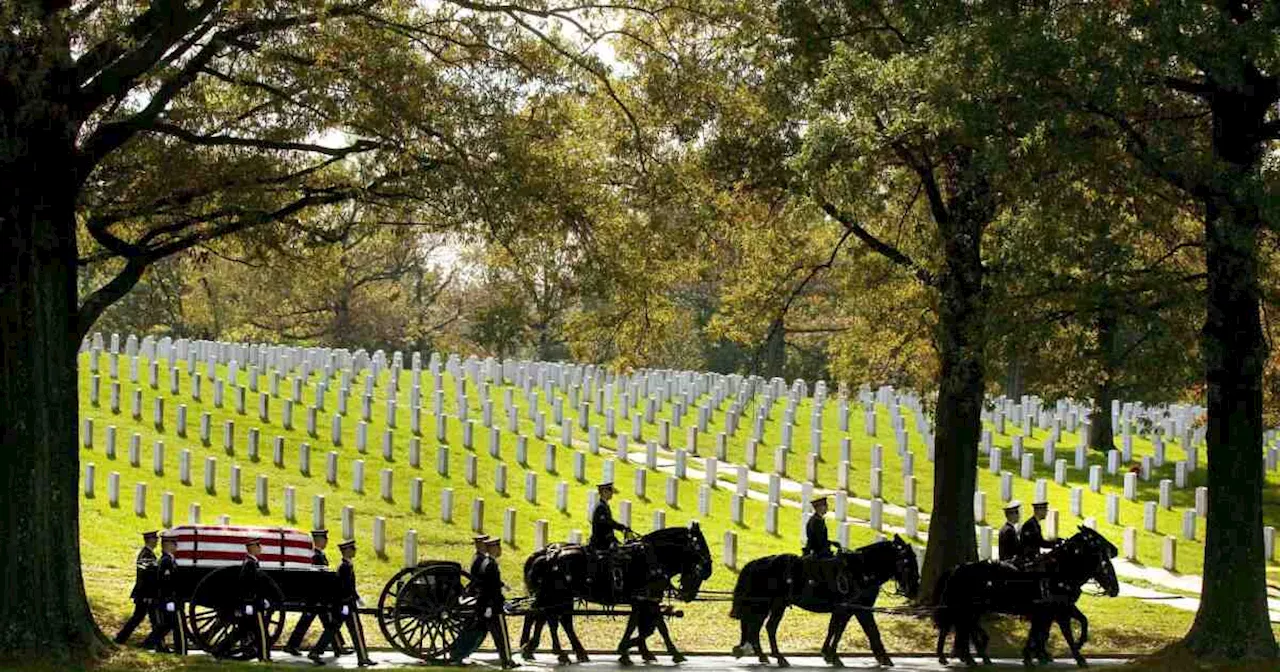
[{"x1": 799, "y1": 555, "x2": 851, "y2": 598}]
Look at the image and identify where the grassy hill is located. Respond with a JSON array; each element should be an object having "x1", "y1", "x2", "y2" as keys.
[{"x1": 76, "y1": 341, "x2": 1280, "y2": 659}]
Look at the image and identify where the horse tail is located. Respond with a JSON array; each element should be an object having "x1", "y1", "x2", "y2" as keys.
[
  {"x1": 729, "y1": 556, "x2": 773, "y2": 620},
  {"x1": 931, "y1": 568, "x2": 954, "y2": 626}
]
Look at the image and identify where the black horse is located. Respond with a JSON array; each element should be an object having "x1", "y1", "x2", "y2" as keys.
[
  {"x1": 520, "y1": 523, "x2": 712, "y2": 665},
  {"x1": 730, "y1": 535, "x2": 920, "y2": 667},
  {"x1": 933, "y1": 526, "x2": 1120, "y2": 668}
]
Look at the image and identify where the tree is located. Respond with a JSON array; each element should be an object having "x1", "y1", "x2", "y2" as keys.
[
  {"x1": 1038, "y1": 1, "x2": 1280, "y2": 658},
  {"x1": 0, "y1": 0, "x2": 669, "y2": 660}
]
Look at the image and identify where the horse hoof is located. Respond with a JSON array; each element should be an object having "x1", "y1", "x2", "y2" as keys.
[
  {"x1": 875, "y1": 657, "x2": 892, "y2": 668},
  {"x1": 1075, "y1": 659, "x2": 1088, "y2": 668},
  {"x1": 642, "y1": 654, "x2": 658, "y2": 663},
  {"x1": 576, "y1": 653, "x2": 590, "y2": 663},
  {"x1": 776, "y1": 657, "x2": 790, "y2": 668},
  {"x1": 731, "y1": 646, "x2": 743, "y2": 659},
  {"x1": 558, "y1": 655, "x2": 571, "y2": 665},
  {"x1": 619, "y1": 656, "x2": 633, "y2": 667},
  {"x1": 982, "y1": 658, "x2": 992, "y2": 666},
  {"x1": 938, "y1": 658, "x2": 948, "y2": 667},
  {"x1": 672, "y1": 654, "x2": 687, "y2": 664},
  {"x1": 829, "y1": 656, "x2": 845, "y2": 668},
  {"x1": 521, "y1": 652, "x2": 535, "y2": 662}
]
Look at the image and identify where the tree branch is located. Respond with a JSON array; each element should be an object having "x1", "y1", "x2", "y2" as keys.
[{"x1": 818, "y1": 200, "x2": 935, "y2": 286}]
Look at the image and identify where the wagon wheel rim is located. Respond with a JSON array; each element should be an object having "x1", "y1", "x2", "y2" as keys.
[
  {"x1": 188, "y1": 566, "x2": 241, "y2": 656},
  {"x1": 376, "y1": 566, "x2": 421, "y2": 653},
  {"x1": 259, "y1": 574, "x2": 286, "y2": 646},
  {"x1": 391, "y1": 565, "x2": 474, "y2": 660}
]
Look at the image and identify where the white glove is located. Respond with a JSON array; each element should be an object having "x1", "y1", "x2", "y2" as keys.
[
  {"x1": 245, "y1": 605, "x2": 254, "y2": 615},
  {"x1": 262, "y1": 600, "x2": 270, "y2": 610},
  {"x1": 341, "y1": 606, "x2": 350, "y2": 617},
  {"x1": 484, "y1": 607, "x2": 492, "y2": 618},
  {"x1": 165, "y1": 602, "x2": 175, "y2": 613}
]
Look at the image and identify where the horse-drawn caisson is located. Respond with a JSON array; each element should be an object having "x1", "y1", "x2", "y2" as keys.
[{"x1": 119, "y1": 500, "x2": 1121, "y2": 668}]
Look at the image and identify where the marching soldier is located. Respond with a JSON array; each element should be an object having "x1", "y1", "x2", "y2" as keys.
[
  {"x1": 1019, "y1": 499, "x2": 1057, "y2": 562},
  {"x1": 590, "y1": 482, "x2": 631, "y2": 550},
  {"x1": 999, "y1": 501, "x2": 1023, "y2": 563},
  {"x1": 231, "y1": 538, "x2": 271, "y2": 662},
  {"x1": 804, "y1": 495, "x2": 840, "y2": 558},
  {"x1": 308, "y1": 540, "x2": 374, "y2": 667},
  {"x1": 285, "y1": 529, "x2": 346, "y2": 657},
  {"x1": 469, "y1": 534, "x2": 489, "y2": 581},
  {"x1": 452, "y1": 537, "x2": 515, "y2": 668},
  {"x1": 115, "y1": 530, "x2": 159, "y2": 645},
  {"x1": 141, "y1": 532, "x2": 186, "y2": 654}
]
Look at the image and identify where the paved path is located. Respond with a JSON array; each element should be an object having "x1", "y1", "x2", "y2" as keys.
[{"x1": 251, "y1": 651, "x2": 1133, "y2": 669}]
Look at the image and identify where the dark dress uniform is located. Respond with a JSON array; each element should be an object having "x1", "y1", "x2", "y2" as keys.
[
  {"x1": 803, "y1": 514, "x2": 837, "y2": 558},
  {"x1": 310, "y1": 554, "x2": 373, "y2": 665},
  {"x1": 286, "y1": 546, "x2": 345, "y2": 654},
  {"x1": 1019, "y1": 516, "x2": 1055, "y2": 562},
  {"x1": 999, "y1": 522, "x2": 1022, "y2": 563},
  {"x1": 476, "y1": 554, "x2": 514, "y2": 667},
  {"x1": 590, "y1": 500, "x2": 627, "y2": 550},
  {"x1": 142, "y1": 551, "x2": 186, "y2": 654},
  {"x1": 229, "y1": 553, "x2": 271, "y2": 662},
  {"x1": 115, "y1": 545, "x2": 157, "y2": 644}
]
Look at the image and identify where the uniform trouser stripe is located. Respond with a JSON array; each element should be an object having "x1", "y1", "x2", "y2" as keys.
[
  {"x1": 255, "y1": 612, "x2": 268, "y2": 661},
  {"x1": 175, "y1": 609, "x2": 188, "y2": 655},
  {"x1": 351, "y1": 610, "x2": 369, "y2": 660}
]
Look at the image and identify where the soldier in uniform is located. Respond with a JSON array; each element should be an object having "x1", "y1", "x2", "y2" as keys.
[
  {"x1": 285, "y1": 529, "x2": 347, "y2": 657},
  {"x1": 309, "y1": 539, "x2": 374, "y2": 666},
  {"x1": 230, "y1": 538, "x2": 271, "y2": 662},
  {"x1": 469, "y1": 534, "x2": 489, "y2": 581},
  {"x1": 590, "y1": 482, "x2": 631, "y2": 550},
  {"x1": 142, "y1": 532, "x2": 186, "y2": 654},
  {"x1": 803, "y1": 496, "x2": 839, "y2": 558},
  {"x1": 998, "y1": 501, "x2": 1023, "y2": 563},
  {"x1": 1019, "y1": 499, "x2": 1057, "y2": 563},
  {"x1": 452, "y1": 537, "x2": 515, "y2": 668},
  {"x1": 115, "y1": 530, "x2": 159, "y2": 645}
]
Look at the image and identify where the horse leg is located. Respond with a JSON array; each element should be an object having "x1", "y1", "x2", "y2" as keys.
[
  {"x1": 953, "y1": 615, "x2": 976, "y2": 667},
  {"x1": 765, "y1": 605, "x2": 788, "y2": 667},
  {"x1": 653, "y1": 609, "x2": 685, "y2": 663},
  {"x1": 855, "y1": 611, "x2": 891, "y2": 667},
  {"x1": 733, "y1": 617, "x2": 751, "y2": 658},
  {"x1": 819, "y1": 614, "x2": 837, "y2": 665},
  {"x1": 971, "y1": 623, "x2": 992, "y2": 666},
  {"x1": 935, "y1": 612, "x2": 951, "y2": 666},
  {"x1": 635, "y1": 605, "x2": 658, "y2": 663},
  {"x1": 617, "y1": 612, "x2": 637, "y2": 666},
  {"x1": 1023, "y1": 614, "x2": 1048, "y2": 668},
  {"x1": 1071, "y1": 606, "x2": 1089, "y2": 650},
  {"x1": 520, "y1": 614, "x2": 541, "y2": 660},
  {"x1": 1057, "y1": 612, "x2": 1087, "y2": 667},
  {"x1": 562, "y1": 614, "x2": 589, "y2": 662},
  {"x1": 828, "y1": 613, "x2": 852, "y2": 667},
  {"x1": 547, "y1": 615, "x2": 571, "y2": 665}
]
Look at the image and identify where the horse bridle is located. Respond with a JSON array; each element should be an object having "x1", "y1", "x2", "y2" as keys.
[{"x1": 892, "y1": 545, "x2": 916, "y2": 597}]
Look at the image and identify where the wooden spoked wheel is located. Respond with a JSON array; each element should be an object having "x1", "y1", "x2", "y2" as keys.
[
  {"x1": 375, "y1": 566, "x2": 421, "y2": 653},
  {"x1": 379, "y1": 563, "x2": 474, "y2": 660},
  {"x1": 188, "y1": 566, "x2": 284, "y2": 659}
]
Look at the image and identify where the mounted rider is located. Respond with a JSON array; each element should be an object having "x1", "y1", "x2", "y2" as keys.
[
  {"x1": 1018, "y1": 499, "x2": 1058, "y2": 563},
  {"x1": 998, "y1": 501, "x2": 1023, "y2": 565},
  {"x1": 802, "y1": 494, "x2": 846, "y2": 596},
  {"x1": 590, "y1": 482, "x2": 632, "y2": 550},
  {"x1": 803, "y1": 495, "x2": 840, "y2": 558}
]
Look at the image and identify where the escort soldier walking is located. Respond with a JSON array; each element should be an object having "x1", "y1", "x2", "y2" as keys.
[
  {"x1": 803, "y1": 495, "x2": 840, "y2": 558},
  {"x1": 141, "y1": 532, "x2": 186, "y2": 654},
  {"x1": 308, "y1": 539, "x2": 375, "y2": 667},
  {"x1": 285, "y1": 529, "x2": 346, "y2": 657},
  {"x1": 590, "y1": 482, "x2": 631, "y2": 550},
  {"x1": 469, "y1": 534, "x2": 488, "y2": 582},
  {"x1": 451, "y1": 537, "x2": 515, "y2": 668},
  {"x1": 1019, "y1": 499, "x2": 1057, "y2": 563},
  {"x1": 999, "y1": 501, "x2": 1023, "y2": 564},
  {"x1": 115, "y1": 530, "x2": 159, "y2": 645},
  {"x1": 228, "y1": 538, "x2": 271, "y2": 662}
]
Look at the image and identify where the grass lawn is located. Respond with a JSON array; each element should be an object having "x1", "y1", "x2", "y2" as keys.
[{"x1": 76, "y1": 349, "x2": 1280, "y2": 660}]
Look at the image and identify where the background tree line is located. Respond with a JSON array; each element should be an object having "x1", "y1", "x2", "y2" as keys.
[{"x1": 4, "y1": 0, "x2": 1278, "y2": 664}]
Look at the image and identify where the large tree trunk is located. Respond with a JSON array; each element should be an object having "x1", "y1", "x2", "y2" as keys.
[
  {"x1": 1180, "y1": 75, "x2": 1278, "y2": 659},
  {"x1": 920, "y1": 160, "x2": 990, "y2": 603},
  {"x1": 0, "y1": 20, "x2": 107, "y2": 659},
  {"x1": 1089, "y1": 307, "x2": 1117, "y2": 452}
]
